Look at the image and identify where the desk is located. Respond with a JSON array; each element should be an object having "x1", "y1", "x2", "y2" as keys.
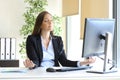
[{"x1": 0, "y1": 67, "x2": 120, "y2": 80}]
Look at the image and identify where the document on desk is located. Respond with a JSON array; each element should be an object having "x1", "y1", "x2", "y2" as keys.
[{"x1": 0, "y1": 67, "x2": 28, "y2": 73}]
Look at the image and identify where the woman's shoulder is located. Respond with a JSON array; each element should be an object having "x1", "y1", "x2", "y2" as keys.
[
  {"x1": 27, "y1": 34, "x2": 40, "y2": 40},
  {"x1": 52, "y1": 35, "x2": 62, "y2": 39},
  {"x1": 52, "y1": 36, "x2": 63, "y2": 43}
]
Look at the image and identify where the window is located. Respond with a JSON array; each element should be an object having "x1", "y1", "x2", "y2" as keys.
[
  {"x1": 113, "y1": 0, "x2": 120, "y2": 68},
  {"x1": 66, "y1": 14, "x2": 82, "y2": 61}
]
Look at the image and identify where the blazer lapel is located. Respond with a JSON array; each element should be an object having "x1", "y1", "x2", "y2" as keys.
[
  {"x1": 52, "y1": 37, "x2": 59, "y2": 62},
  {"x1": 36, "y1": 35, "x2": 43, "y2": 62}
]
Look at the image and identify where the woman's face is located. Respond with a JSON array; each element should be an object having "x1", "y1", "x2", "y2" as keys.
[{"x1": 41, "y1": 13, "x2": 53, "y2": 32}]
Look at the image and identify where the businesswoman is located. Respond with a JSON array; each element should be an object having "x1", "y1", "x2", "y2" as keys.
[{"x1": 24, "y1": 11, "x2": 95, "y2": 69}]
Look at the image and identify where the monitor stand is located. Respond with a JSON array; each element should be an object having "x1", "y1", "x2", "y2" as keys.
[{"x1": 86, "y1": 32, "x2": 117, "y2": 74}]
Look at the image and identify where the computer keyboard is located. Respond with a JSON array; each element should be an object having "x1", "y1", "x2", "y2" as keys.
[{"x1": 46, "y1": 66, "x2": 92, "y2": 72}]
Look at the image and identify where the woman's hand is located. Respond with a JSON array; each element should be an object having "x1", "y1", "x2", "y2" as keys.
[
  {"x1": 23, "y1": 58, "x2": 35, "y2": 68},
  {"x1": 80, "y1": 57, "x2": 96, "y2": 66}
]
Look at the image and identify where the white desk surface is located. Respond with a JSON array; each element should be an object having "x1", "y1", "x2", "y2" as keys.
[{"x1": 0, "y1": 67, "x2": 120, "y2": 80}]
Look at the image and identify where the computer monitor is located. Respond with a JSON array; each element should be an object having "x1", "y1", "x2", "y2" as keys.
[
  {"x1": 82, "y1": 18, "x2": 117, "y2": 74},
  {"x1": 82, "y1": 18, "x2": 115, "y2": 58}
]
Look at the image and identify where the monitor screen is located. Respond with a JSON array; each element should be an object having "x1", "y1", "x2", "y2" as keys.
[{"x1": 82, "y1": 18, "x2": 115, "y2": 58}]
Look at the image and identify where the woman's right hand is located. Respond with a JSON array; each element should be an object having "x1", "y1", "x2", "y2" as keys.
[{"x1": 23, "y1": 58, "x2": 35, "y2": 68}]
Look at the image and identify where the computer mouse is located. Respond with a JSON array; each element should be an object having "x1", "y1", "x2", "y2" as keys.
[{"x1": 46, "y1": 67, "x2": 56, "y2": 72}]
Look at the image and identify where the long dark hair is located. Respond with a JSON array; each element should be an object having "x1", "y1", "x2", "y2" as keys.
[{"x1": 32, "y1": 11, "x2": 53, "y2": 36}]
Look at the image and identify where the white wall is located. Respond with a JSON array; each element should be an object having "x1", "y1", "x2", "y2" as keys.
[
  {"x1": 0, "y1": 0, "x2": 25, "y2": 60},
  {"x1": 46, "y1": 0, "x2": 62, "y2": 16}
]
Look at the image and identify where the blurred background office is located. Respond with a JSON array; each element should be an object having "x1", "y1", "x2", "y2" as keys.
[{"x1": 0, "y1": 0, "x2": 119, "y2": 68}]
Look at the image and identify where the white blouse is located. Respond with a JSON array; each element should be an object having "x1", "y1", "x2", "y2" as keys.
[{"x1": 41, "y1": 36, "x2": 55, "y2": 67}]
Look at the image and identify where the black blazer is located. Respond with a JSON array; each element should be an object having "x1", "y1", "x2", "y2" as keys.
[{"x1": 26, "y1": 34, "x2": 78, "y2": 67}]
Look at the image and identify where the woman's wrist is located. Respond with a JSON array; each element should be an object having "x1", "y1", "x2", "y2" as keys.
[
  {"x1": 29, "y1": 64, "x2": 37, "y2": 70},
  {"x1": 80, "y1": 61, "x2": 87, "y2": 66}
]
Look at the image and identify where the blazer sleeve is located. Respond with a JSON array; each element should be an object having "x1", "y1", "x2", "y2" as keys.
[
  {"x1": 26, "y1": 35, "x2": 40, "y2": 67},
  {"x1": 56, "y1": 36, "x2": 78, "y2": 67}
]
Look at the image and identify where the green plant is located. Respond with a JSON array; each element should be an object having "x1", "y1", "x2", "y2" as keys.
[
  {"x1": 53, "y1": 15, "x2": 62, "y2": 36},
  {"x1": 19, "y1": 0, "x2": 62, "y2": 58}
]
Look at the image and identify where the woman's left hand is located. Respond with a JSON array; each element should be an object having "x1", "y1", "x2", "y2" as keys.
[{"x1": 80, "y1": 57, "x2": 96, "y2": 66}]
